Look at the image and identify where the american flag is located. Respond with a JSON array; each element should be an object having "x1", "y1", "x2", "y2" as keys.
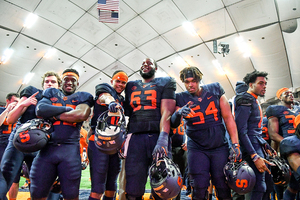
[
  {"x1": 99, "y1": 10, "x2": 119, "y2": 24},
  {"x1": 97, "y1": 0, "x2": 119, "y2": 11}
]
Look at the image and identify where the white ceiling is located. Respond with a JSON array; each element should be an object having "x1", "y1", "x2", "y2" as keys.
[{"x1": 0, "y1": 0, "x2": 300, "y2": 105}]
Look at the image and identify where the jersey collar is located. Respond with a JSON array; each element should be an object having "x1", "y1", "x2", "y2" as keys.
[{"x1": 247, "y1": 91, "x2": 258, "y2": 99}]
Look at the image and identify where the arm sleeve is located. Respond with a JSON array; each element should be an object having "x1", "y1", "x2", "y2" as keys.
[
  {"x1": 35, "y1": 98, "x2": 71, "y2": 118},
  {"x1": 170, "y1": 110, "x2": 182, "y2": 128},
  {"x1": 235, "y1": 99, "x2": 256, "y2": 155}
]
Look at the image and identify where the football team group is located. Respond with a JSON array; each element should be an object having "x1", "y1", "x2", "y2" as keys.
[{"x1": 0, "y1": 57, "x2": 300, "y2": 200}]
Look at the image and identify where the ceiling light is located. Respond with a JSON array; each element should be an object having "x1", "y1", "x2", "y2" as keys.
[
  {"x1": 22, "y1": 72, "x2": 35, "y2": 84},
  {"x1": 43, "y1": 48, "x2": 56, "y2": 58},
  {"x1": 182, "y1": 21, "x2": 197, "y2": 36},
  {"x1": 0, "y1": 48, "x2": 14, "y2": 64},
  {"x1": 236, "y1": 36, "x2": 251, "y2": 58},
  {"x1": 24, "y1": 13, "x2": 38, "y2": 28},
  {"x1": 212, "y1": 60, "x2": 225, "y2": 75}
]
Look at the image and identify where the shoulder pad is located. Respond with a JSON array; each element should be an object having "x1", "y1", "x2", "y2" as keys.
[
  {"x1": 20, "y1": 86, "x2": 42, "y2": 99},
  {"x1": 78, "y1": 92, "x2": 94, "y2": 107},
  {"x1": 42, "y1": 88, "x2": 61, "y2": 99},
  {"x1": 95, "y1": 83, "x2": 115, "y2": 97},
  {"x1": 235, "y1": 94, "x2": 253, "y2": 107}
]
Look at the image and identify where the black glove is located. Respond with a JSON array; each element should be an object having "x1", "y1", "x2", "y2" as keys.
[
  {"x1": 176, "y1": 102, "x2": 195, "y2": 118},
  {"x1": 229, "y1": 143, "x2": 242, "y2": 162},
  {"x1": 264, "y1": 143, "x2": 277, "y2": 157},
  {"x1": 108, "y1": 102, "x2": 122, "y2": 113},
  {"x1": 152, "y1": 131, "x2": 169, "y2": 159}
]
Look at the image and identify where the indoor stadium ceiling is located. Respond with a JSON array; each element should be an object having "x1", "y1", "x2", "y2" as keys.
[{"x1": 0, "y1": 0, "x2": 300, "y2": 105}]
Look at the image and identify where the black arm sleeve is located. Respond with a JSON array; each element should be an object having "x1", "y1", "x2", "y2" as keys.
[{"x1": 35, "y1": 98, "x2": 71, "y2": 118}]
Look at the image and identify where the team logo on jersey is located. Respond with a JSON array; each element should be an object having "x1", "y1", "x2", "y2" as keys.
[
  {"x1": 207, "y1": 96, "x2": 213, "y2": 100},
  {"x1": 63, "y1": 96, "x2": 68, "y2": 101},
  {"x1": 150, "y1": 85, "x2": 156, "y2": 87},
  {"x1": 283, "y1": 111, "x2": 289, "y2": 115},
  {"x1": 198, "y1": 97, "x2": 202, "y2": 102},
  {"x1": 131, "y1": 86, "x2": 137, "y2": 91},
  {"x1": 50, "y1": 97, "x2": 58, "y2": 102},
  {"x1": 72, "y1": 100, "x2": 78, "y2": 103}
]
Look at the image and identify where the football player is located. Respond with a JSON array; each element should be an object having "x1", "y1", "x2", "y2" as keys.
[
  {"x1": 0, "y1": 71, "x2": 61, "y2": 200},
  {"x1": 0, "y1": 93, "x2": 19, "y2": 200},
  {"x1": 0, "y1": 93, "x2": 19, "y2": 159},
  {"x1": 171, "y1": 120, "x2": 187, "y2": 200},
  {"x1": 31, "y1": 69, "x2": 93, "y2": 200},
  {"x1": 170, "y1": 66, "x2": 241, "y2": 200},
  {"x1": 88, "y1": 70, "x2": 128, "y2": 200},
  {"x1": 124, "y1": 58, "x2": 176, "y2": 200},
  {"x1": 234, "y1": 70, "x2": 274, "y2": 200},
  {"x1": 266, "y1": 88, "x2": 300, "y2": 199}
]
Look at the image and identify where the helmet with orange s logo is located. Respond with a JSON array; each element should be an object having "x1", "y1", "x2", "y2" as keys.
[
  {"x1": 149, "y1": 156, "x2": 182, "y2": 199},
  {"x1": 13, "y1": 118, "x2": 52, "y2": 153},
  {"x1": 223, "y1": 161, "x2": 256, "y2": 195},
  {"x1": 95, "y1": 109, "x2": 126, "y2": 155}
]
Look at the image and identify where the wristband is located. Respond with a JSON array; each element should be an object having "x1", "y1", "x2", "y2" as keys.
[{"x1": 251, "y1": 154, "x2": 260, "y2": 162}]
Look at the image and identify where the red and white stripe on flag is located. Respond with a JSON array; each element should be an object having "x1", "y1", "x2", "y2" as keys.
[
  {"x1": 98, "y1": 10, "x2": 119, "y2": 24},
  {"x1": 97, "y1": 0, "x2": 119, "y2": 11}
]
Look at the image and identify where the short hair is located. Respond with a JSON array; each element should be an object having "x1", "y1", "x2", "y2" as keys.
[
  {"x1": 6, "y1": 93, "x2": 19, "y2": 101},
  {"x1": 41, "y1": 71, "x2": 62, "y2": 87},
  {"x1": 179, "y1": 66, "x2": 203, "y2": 82},
  {"x1": 62, "y1": 68, "x2": 80, "y2": 78},
  {"x1": 243, "y1": 70, "x2": 268, "y2": 85}
]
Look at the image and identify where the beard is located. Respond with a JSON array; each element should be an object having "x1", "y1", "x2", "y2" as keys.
[{"x1": 140, "y1": 68, "x2": 156, "y2": 79}]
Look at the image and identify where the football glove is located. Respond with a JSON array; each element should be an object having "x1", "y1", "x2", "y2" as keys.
[
  {"x1": 152, "y1": 131, "x2": 168, "y2": 160},
  {"x1": 176, "y1": 102, "x2": 195, "y2": 118},
  {"x1": 108, "y1": 102, "x2": 124, "y2": 113},
  {"x1": 264, "y1": 143, "x2": 277, "y2": 157},
  {"x1": 229, "y1": 143, "x2": 242, "y2": 162}
]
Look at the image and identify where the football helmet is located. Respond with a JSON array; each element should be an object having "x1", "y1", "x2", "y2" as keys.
[
  {"x1": 95, "y1": 110, "x2": 126, "y2": 155},
  {"x1": 149, "y1": 156, "x2": 183, "y2": 199},
  {"x1": 269, "y1": 156, "x2": 291, "y2": 186},
  {"x1": 224, "y1": 161, "x2": 256, "y2": 195},
  {"x1": 13, "y1": 118, "x2": 51, "y2": 153}
]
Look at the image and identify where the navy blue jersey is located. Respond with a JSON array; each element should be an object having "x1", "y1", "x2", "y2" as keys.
[
  {"x1": 90, "y1": 83, "x2": 124, "y2": 132},
  {"x1": 124, "y1": 77, "x2": 176, "y2": 134},
  {"x1": 176, "y1": 82, "x2": 227, "y2": 150},
  {"x1": 266, "y1": 105, "x2": 300, "y2": 138},
  {"x1": 42, "y1": 88, "x2": 93, "y2": 144},
  {"x1": 20, "y1": 86, "x2": 43, "y2": 123},
  {"x1": 0, "y1": 107, "x2": 17, "y2": 144},
  {"x1": 261, "y1": 117, "x2": 270, "y2": 143},
  {"x1": 280, "y1": 135, "x2": 300, "y2": 159},
  {"x1": 234, "y1": 91, "x2": 263, "y2": 155},
  {"x1": 171, "y1": 120, "x2": 186, "y2": 148}
]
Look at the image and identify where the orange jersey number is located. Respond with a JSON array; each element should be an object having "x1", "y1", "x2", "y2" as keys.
[{"x1": 130, "y1": 90, "x2": 157, "y2": 111}]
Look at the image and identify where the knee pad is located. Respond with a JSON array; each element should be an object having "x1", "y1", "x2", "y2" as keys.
[
  {"x1": 126, "y1": 194, "x2": 143, "y2": 200},
  {"x1": 192, "y1": 187, "x2": 208, "y2": 200}
]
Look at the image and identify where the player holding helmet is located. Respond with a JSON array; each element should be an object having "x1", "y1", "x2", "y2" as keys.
[
  {"x1": 170, "y1": 66, "x2": 241, "y2": 200},
  {"x1": 88, "y1": 70, "x2": 128, "y2": 200},
  {"x1": 124, "y1": 58, "x2": 176, "y2": 200}
]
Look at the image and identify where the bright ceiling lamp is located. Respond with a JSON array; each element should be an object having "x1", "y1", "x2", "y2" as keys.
[
  {"x1": 176, "y1": 56, "x2": 187, "y2": 66},
  {"x1": 43, "y1": 48, "x2": 56, "y2": 58},
  {"x1": 22, "y1": 72, "x2": 35, "y2": 84},
  {"x1": 212, "y1": 59, "x2": 225, "y2": 75},
  {"x1": 236, "y1": 36, "x2": 251, "y2": 58},
  {"x1": 0, "y1": 48, "x2": 14, "y2": 64},
  {"x1": 24, "y1": 13, "x2": 38, "y2": 28},
  {"x1": 182, "y1": 21, "x2": 197, "y2": 36}
]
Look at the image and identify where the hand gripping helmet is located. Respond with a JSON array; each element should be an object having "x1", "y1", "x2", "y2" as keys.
[
  {"x1": 224, "y1": 161, "x2": 256, "y2": 195},
  {"x1": 95, "y1": 110, "x2": 126, "y2": 155},
  {"x1": 149, "y1": 157, "x2": 183, "y2": 200},
  {"x1": 13, "y1": 118, "x2": 51, "y2": 153},
  {"x1": 269, "y1": 156, "x2": 291, "y2": 186}
]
